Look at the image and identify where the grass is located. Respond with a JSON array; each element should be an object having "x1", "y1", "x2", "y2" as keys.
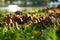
[{"x1": 0, "y1": 24, "x2": 58, "y2": 40}]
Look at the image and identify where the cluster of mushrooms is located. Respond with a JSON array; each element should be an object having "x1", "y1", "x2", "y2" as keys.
[{"x1": 3, "y1": 9, "x2": 60, "y2": 28}]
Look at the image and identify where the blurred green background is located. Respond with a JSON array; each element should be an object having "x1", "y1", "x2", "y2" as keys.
[{"x1": 0, "y1": 0, "x2": 59, "y2": 7}]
